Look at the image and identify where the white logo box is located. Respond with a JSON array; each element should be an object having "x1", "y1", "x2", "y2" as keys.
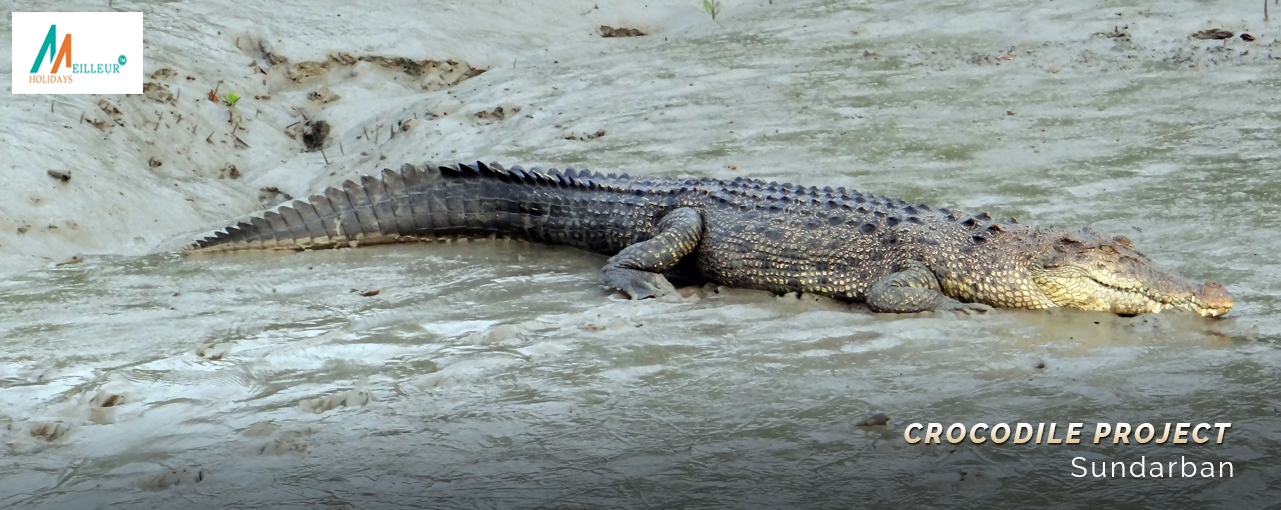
[{"x1": 12, "y1": 12, "x2": 143, "y2": 94}]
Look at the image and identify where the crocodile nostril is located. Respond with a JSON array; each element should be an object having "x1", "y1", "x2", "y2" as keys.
[{"x1": 1195, "y1": 281, "x2": 1233, "y2": 313}]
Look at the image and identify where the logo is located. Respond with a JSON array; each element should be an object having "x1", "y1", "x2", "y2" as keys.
[{"x1": 13, "y1": 12, "x2": 143, "y2": 94}]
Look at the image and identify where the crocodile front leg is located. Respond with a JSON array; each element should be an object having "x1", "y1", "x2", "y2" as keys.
[
  {"x1": 603, "y1": 207, "x2": 702, "y2": 299},
  {"x1": 866, "y1": 260, "x2": 992, "y2": 314}
]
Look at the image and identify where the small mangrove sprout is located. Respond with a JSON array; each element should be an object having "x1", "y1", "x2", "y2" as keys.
[{"x1": 703, "y1": 0, "x2": 722, "y2": 20}]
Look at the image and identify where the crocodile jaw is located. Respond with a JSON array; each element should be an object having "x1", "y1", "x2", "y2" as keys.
[{"x1": 1031, "y1": 268, "x2": 1233, "y2": 318}]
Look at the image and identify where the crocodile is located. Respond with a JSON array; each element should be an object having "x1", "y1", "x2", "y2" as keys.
[{"x1": 187, "y1": 162, "x2": 1234, "y2": 317}]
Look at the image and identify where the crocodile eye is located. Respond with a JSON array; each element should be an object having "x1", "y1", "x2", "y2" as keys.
[{"x1": 1100, "y1": 245, "x2": 1116, "y2": 254}]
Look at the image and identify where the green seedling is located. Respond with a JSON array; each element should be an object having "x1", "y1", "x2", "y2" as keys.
[{"x1": 703, "y1": 0, "x2": 722, "y2": 20}]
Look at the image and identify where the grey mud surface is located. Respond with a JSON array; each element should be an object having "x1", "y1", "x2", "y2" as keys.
[{"x1": 3, "y1": 0, "x2": 1281, "y2": 507}]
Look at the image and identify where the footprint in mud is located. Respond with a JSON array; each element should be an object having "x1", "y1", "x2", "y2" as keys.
[
  {"x1": 30, "y1": 421, "x2": 71, "y2": 442},
  {"x1": 676, "y1": 282, "x2": 720, "y2": 300},
  {"x1": 89, "y1": 391, "x2": 126, "y2": 425},
  {"x1": 138, "y1": 467, "x2": 208, "y2": 491},
  {"x1": 21, "y1": 368, "x2": 57, "y2": 384},
  {"x1": 464, "y1": 323, "x2": 526, "y2": 345},
  {"x1": 89, "y1": 391, "x2": 125, "y2": 407},
  {"x1": 579, "y1": 310, "x2": 635, "y2": 332},
  {"x1": 299, "y1": 390, "x2": 371, "y2": 413},
  {"x1": 408, "y1": 357, "x2": 522, "y2": 392},
  {"x1": 241, "y1": 419, "x2": 309, "y2": 454},
  {"x1": 196, "y1": 342, "x2": 232, "y2": 360},
  {"x1": 410, "y1": 371, "x2": 466, "y2": 391},
  {"x1": 241, "y1": 420, "x2": 277, "y2": 437},
  {"x1": 259, "y1": 430, "x2": 310, "y2": 455},
  {"x1": 519, "y1": 341, "x2": 571, "y2": 362}
]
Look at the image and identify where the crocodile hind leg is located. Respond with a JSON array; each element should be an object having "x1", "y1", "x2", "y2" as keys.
[
  {"x1": 866, "y1": 260, "x2": 993, "y2": 314},
  {"x1": 603, "y1": 207, "x2": 703, "y2": 299}
]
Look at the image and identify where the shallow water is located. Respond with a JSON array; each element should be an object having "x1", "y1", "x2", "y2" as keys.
[{"x1": 4, "y1": 0, "x2": 1281, "y2": 507}]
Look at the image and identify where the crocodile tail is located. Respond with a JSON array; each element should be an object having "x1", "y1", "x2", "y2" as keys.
[{"x1": 185, "y1": 162, "x2": 644, "y2": 254}]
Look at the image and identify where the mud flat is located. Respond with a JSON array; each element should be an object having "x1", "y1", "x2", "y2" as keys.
[{"x1": 1, "y1": 0, "x2": 1278, "y2": 507}]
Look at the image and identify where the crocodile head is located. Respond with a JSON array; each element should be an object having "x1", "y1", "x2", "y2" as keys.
[{"x1": 1027, "y1": 228, "x2": 1233, "y2": 318}]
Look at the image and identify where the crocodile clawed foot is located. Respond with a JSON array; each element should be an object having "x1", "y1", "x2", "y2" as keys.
[{"x1": 603, "y1": 267, "x2": 677, "y2": 300}]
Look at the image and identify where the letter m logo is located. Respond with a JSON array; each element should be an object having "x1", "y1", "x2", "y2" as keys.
[{"x1": 30, "y1": 25, "x2": 72, "y2": 74}]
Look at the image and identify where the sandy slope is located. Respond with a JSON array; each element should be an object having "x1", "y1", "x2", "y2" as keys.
[
  {"x1": 1, "y1": 0, "x2": 697, "y2": 275},
  {"x1": 2, "y1": 0, "x2": 1276, "y2": 276}
]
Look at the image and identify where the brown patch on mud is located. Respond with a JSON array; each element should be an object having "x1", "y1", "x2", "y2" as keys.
[
  {"x1": 1093, "y1": 27, "x2": 1128, "y2": 39},
  {"x1": 247, "y1": 37, "x2": 291, "y2": 66},
  {"x1": 142, "y1": 82, "x2": 176, "y2": 104},
  {"x1": 149, "y1": 68, "x2": 177, "y2": 80},
  {"x1": 1192, "y1": 29, "x2": 1233, "y2": 40},
  {"x1": 258, "y1": 186, "x2": 292, "y2": 205},
  {"x1": 565, "y1": 129, "x2": 606, "y2": 141},
  {"x1": 285, "y1": 53, "x2": 485, "y2": 91},
  {"x1": 301, "y1": 120, "x2": 330, "y2": 150},
  {"x1": 87, "y1": 117, "x2": 111, "y2": 131},
  {"x1": 47, "y1": 170, "x2": 71, "y2": 183},
  {"x1": 474, "y1": 105, "x2": 520, "y2": 124},
  {"x1": 601, "y1": 26, "x2": 646, "y2": 38},
  {"x1": 307, "y1": 86, "x2": 341, "y2": 103},
  {"x1": 286, "y1": 61, "x2": 330, "y2": 81},
  {"x1": 220, "y1": 164, "x2": 241, "y2": 179},
  {"x1": 97, "y1": 99, "x2": 121, "y2": 116}
]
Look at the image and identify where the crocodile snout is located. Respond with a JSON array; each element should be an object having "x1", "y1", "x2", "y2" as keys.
[{"x1": 1195, "y1": 281, "x2": 1234, "y2": 317}]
